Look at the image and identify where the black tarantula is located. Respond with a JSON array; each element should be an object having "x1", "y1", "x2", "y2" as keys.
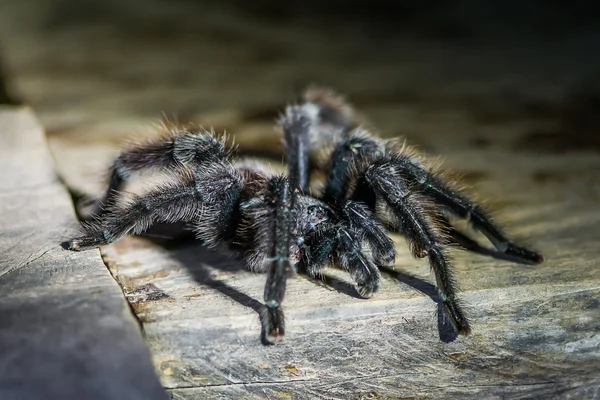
[{"x1": 66, "y1": 88, "x2": 543, "y2": 343}]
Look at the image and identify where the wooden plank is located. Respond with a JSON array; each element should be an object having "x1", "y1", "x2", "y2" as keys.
[
  {"x1": 30, "y1": 68, "x2": 600, "y2": 399},
  {"x1": 1, "y1": 2, "x2": 599, "y2": 398},
  {"x1": 0, "y1": 108, "x2": 168, "y2": 400},
  {"x1": 96, "y1": 152, "x2": 600, "y2": 399},
  {"x1": 49, "y1": 90, "x2": 599, "y2": 398}
]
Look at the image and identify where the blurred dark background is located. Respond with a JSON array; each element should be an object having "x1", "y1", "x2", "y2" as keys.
[{"x1": 0, "y1": 0, "x2": 599, "y2": 159}]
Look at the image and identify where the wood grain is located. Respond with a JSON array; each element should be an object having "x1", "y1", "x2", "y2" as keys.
[
  {"x1": 0, "y1": 1, "x2": 599, "y2": 398},
  {"x1": 97, "y1": 151, "x2": 600, "y2": 399},
  {"x1": 0, "y1": 108, "x2": 168, "y2": 400}
]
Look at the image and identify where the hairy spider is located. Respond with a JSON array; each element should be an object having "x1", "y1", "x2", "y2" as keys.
[{"x1": 66, "y1": 88, "x2": 543, "y2": 343}]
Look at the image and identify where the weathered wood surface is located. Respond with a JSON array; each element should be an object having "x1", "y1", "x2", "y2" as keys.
[
  {"x1": 0, "y1": 108, "x2": 168, "y2": 400},
  {"x1": 96, "y1": 126, "x2": 600, "y2": 400},
  {"x1": 1, "y1": 1, "x2": 600, "y2": 398}
]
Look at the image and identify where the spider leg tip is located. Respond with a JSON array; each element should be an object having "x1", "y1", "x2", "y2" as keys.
[
  {"x1": 63, "y1": 239, "x2": 80, "y2": 251},
  {"x1": 516, "y1": 247, "x2": 545, "y2": 265},
  {"x1": 262, "y1": 305, "x2": 286, "y2": 344},
  {"x1": 264, "y1": 329, "x2": 286, "y2": 345},
  {"x1": 458, "y1": 324, "x2": 472, "y2": 336},
  {"x1": 357, "y1": 281, "x2": 380, "y2": 299}
]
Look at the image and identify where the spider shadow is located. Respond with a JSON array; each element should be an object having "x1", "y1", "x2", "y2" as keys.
[
  {"x1": 307, "y1": 264, "x2": 460, "y2": 341},
  {"x1": 299, "y1": 270, "x2": 363, "y2": 299},
  {"x1": 137, "y1": 223, "x2": 361, "y2": 341},
  {"x1": 146, "y1": 224, "x2": 362, "y2": 298},
  {"x1": 138, "y1": 223, "x2": 278, "y2": 345},
  {"x1": 141, "y1": 223, "x2": 460, "y2": 343},
  {"x1": 379, "y1": 266, "x2": 459, "y2": 343}
]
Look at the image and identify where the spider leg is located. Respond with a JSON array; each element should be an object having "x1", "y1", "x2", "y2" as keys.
[
  {"x1": 261, "y1": 104, "x2": 305, "y2": 340},
  {"x1": 281, "y1": 106, "x2": 311, "y2": 193},
  {"x1": 302, "y1": 87, "x2": 357, "y2": 138},
  {"x1": 69, "y1": 161, "x2": 246, "y2": 251},
  {"x1": 280, "y1": 88, "x2": 356, "y2": 197},
  {"x1": 342, "y1": 200, "x2": 395, "y2": 266},
  {"x1": 315, "y1": 129, "x2": 395, "y2": 266},
  {"x1": 302, "y1": 222, "x2": 381, "y2": 298},
  {"x1": 302, "y1": 226, "x2": 337, "y2": 276},
  {"x1": 437, "y1": 216, "x2": 535, "y2": 263},
  {"x1": 336, "y1": 225, "x2": 382, "y2": 298},
  {"x1": 95, "y1": 128, "x2": 230, "y2": 216},
  {"x1": 363, "y1": 161, "x2": 471, "y2": 335},
  {"x1": 259, "y1": 99, "x2": 347, "y2": 341},
  {"x1": 321, "y1": 129, "x2": 541, "y2": 265},
  {"x1": 322, "y1": 130, "x2": 382, "y2": 207},
  {"x1": 390, "y1": 154, "x2": 543, "y2": 264},
  {"x1": 262, "y1": 177, "x2": 293, "y2": 342},
  {"x1": 301, "y1": 90, "x2": 541, "y2": 264},
  {"x1": 66, "y1": 173, "x2": 202, "y2": 251}
]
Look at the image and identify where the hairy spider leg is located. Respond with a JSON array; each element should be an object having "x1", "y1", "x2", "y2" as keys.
[
  {"x1": 302, "y1": 226, "x2": 337, "y2": 274},
  {"x1": 336, "y1": 225, "x2": 382, "y2": 297},
  {"x1": 95, "y1": 128, "x2": 230, "y2": 216},
  {"x1": 282, "y1": 88, "x2": 357, "y2": 195},
  {"x1": 318, "y1": 131, "x2": 395, "y2": 266},
  {"x1": 69, "y1": 155, "x2": 297, "y2": 343},
  {"x1": 281, "y1": 106, "x2": 311, "y2": 193},
  {"x1": 342, "y1": 200, "x2": 396, "y2": 266},
  {"x1": 322, "y1": 130, "x2": 382, "y2": 206},
  {"x1": 319, "y1": 132, "x2": 467, "y2": 328},
  {"x1": 362, "y1": 160, "x2": 471, "y2": 335},
  {"x1": 389, "y1": 154, "x2": 543, "y2": 264},
  {"x1": 262, "y1": 177, "x2": 293, "y2": 341},
  {"x1": 436, "y1": 216, "x2": 536, "y2": 263},
  {"x1": 302, "y1": 220, "x2": 382, "y2": 298},
  {"x1": 259, "y1": 106, "x2": 315, "y2": 342},
  {"x1": 67, "y1": 174, "x2": 203, "y2": 251},
  {"x1": 68, "y1": 161, "x2": 246, "y2": 251},
  {"x1": 322, "y1": 127, "x2": 542, "y2": 265},
  {"x1": 300, "y1": 87, "x2": 542, "y2": 265}
]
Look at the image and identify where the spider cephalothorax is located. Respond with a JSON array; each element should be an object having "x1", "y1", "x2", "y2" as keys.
[{"x1": 66, "y1": 88, "x2": 543, "y2": 343}]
